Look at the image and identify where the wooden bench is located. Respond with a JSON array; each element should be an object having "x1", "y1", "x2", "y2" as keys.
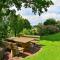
[{"x1": 20, "y1": 51, "x2": 32, "y2": 56}]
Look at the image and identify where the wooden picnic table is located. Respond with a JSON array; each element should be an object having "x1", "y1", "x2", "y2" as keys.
[
  {"x1": 6, "y1": 37, "x2": 37, "y2": 43},
  {"x1": 5, "y1": 37, "x2": 39, "y2": 56}
]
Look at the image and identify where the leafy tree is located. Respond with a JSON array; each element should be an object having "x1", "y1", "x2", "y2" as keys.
[
  {"x1": 44, "y1": 18, "x2": 57, "y2": 25},
  {"x1": 9, "y1": 13, "x2": 31, "y2": 37},
  {"x1": 0, "y1": 0, "x2": 53, "y2": 40},
  {"x1": 23, "y1": 19, "x2": 31, "y2": 29},
  {"x1": 0, "y1": 17, "x2": 8, "y2": 41},
  {"x1": 9, "y1": 13, "x2": 18, "y2": 37},
  {"x1": 0, "y1": 0, "x2": 53, "y2": 17},
  {"x1": 9, "y1": 13, "x2": 22, "y2": 36}
]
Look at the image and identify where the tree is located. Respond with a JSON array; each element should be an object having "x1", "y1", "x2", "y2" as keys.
[
  {"x1": 9, "y1": 13, "x2": 18, "y2": 37},
  {"x1": 9, "y1": 13, "x2": 22, "y2": 37},
  {"x1": 0, "y1": 0, "x2": 53, "y2": 40},
  {"x1": 44, "y1": 18, "x2": 57, "y2": 25},
  {"x1": 0, "y1": 17, "x2": 8, "y2": 41},
  {"x1": 9, "y1": 13, "x2": 31, "y2": 37},
  {"x1": 0, "y1": 0, "x2": 53, "y2": 17},
  {"x1": 23, "y1": 19, "x2": 31, "y2": 29}
]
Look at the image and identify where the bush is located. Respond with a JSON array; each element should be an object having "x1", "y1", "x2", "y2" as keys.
[
  {"x1": 31, "y1": 27, "x2": 39, "y2": 35},
  {"x1": 20, "y1": 28, "x2": 31, "y2": 35},
  {"x1": 20, "y1": 28, "x2": 39, "y2": 35},
  {"x1": 39, "y1": 25, "x2": 60, "y2": 36},
  {"x1": 56, "y1": 21, "x2": 60, "y2": 30}
]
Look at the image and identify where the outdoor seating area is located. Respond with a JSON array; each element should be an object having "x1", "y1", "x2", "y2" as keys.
[{"x1": 4, "y1": 36, "x2": 40, "y2": 58}]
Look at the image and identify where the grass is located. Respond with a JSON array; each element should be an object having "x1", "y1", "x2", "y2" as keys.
[
  {"x1": 24, "y1": 33, "x2": 60, "y2": 60},
  {"x1": 40, "y1": 33, "x2": 60, "y2": 41}
]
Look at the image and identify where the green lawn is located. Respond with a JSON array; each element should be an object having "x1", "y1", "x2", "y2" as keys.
[{"x1": 24, "y1": 33, "x2": 60, "y2": 60}]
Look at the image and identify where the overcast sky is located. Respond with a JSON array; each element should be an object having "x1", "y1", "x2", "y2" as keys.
[{"x1": 11, "y1": 0, "x2": 60, "y2": 26}]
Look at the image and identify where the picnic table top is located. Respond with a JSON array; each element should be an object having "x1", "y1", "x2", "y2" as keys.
[{"x1": 6, "y1": 37, "x2": 37, "y2": 43}]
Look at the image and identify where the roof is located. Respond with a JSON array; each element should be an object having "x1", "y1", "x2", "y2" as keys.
[{"x1": 6, "y1": 37, "x2": 37, "y2": 43}]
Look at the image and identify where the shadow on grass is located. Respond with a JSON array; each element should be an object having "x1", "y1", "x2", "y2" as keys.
[
  {"x1": 40, "y1": 33, "x2": 60, "y2": 41},
  {"x1": 17, "y1": 44, "x2": 45, "y2": 58}
]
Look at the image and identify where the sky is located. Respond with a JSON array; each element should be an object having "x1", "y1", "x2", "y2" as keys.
[{"x1": 10, "y1": 0, "x2": 60, "y2": 26}]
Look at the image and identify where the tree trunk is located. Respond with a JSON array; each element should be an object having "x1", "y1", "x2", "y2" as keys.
[{"x1": 14, "y1": 30, "x2": 16, "y2": 37}]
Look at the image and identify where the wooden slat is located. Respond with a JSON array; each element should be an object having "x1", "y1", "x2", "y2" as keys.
[
  {"x1": 30, "y1": 40, "x2": 38, "y2": 43},
  {"x1": 6, "y1": 37, "x2": 37, "y2": 43},
  {"x1": 21, "y1": 52, "x2": 32, "y2": 56},
  {"x1": 18, "y1": 47, "x2": 24, "y2": 51}
]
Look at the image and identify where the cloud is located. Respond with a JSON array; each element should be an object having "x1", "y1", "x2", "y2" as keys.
[
  {"x1": 41, "y1": 13, "x2": 60, "y2": 20},
  {"x1": 52, "y1": 0, "x2": 60, "y2": 6},
  {"x1": 11, "y1": 0, "x2": 60, "y2": 25}
]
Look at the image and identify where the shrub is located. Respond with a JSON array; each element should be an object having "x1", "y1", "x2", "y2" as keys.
[
  {"x1": 31, "y1": 27, "x2": 39, "y2": 35},
  {"x1": 20, "y1": 28, "x2": 31, "y2": 35},
  {"x1": 39, "y1": 25, "x2": 60, "y2": 36},
  {"x1": 20, "y1": 28, "x2": 39, "y2": 35}
]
